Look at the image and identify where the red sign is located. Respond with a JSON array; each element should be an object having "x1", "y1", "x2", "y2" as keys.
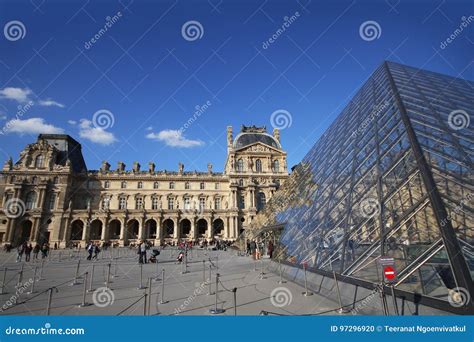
[{"x1": 383, "y1": 266, "x2": 396, "y2": 280}]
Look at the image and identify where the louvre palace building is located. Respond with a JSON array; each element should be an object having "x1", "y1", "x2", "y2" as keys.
[{"x1": 0, "y1": 125, "x2": 289, "y2": 247}]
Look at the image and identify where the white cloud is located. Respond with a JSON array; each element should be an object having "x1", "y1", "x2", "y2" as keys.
[
  {"x1": 0, "y1": 87, "x2": 32, "y2": 103},
  {"x1": 146, "y1": 126, "x2": 153, "y2": 131},
  {"x1": 38, "y1": 99, "x2": 65, "y2": 108},
  {"x1": 146, "y1": 129, "x2": 204, "y2": 148},
  {"x1": 68, "y1": 120, "x2": 77, "y2": 125},
  {"x1": 78, "y1": 119, "x2": 117, "y2": 145},
  {"x1": 3, "y1": 118, "x2": 64, "y2": 135}
]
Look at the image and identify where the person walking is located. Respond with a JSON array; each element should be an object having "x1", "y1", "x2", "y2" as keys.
[
  {"x1": 41, "y1": 243, "x2": 49, "y2": 259},
  {"x1": 268, "y1": 240, "x2": 274, "y2": 259},
  {"x1": 25, "y1": 243, "x2": 33, "y2": 262},
  {"x1": 138, "y1": 240, "x2": 147, "y2": 264},
  {"x1": 87, "y1": 243, "x2": 94, "y2": 260},
  {"x1": 92, "y1": 243, "x2": 100, "y2": 260},
  {"x1": 33, "y1": 244, "x2": 40, "y2": 260},
  {"x1": 16, "y1": 243, "x2": 25, "y2": 262},
  {"x1": 249, "y1": 240, "x2": 257, "y2": 260}
]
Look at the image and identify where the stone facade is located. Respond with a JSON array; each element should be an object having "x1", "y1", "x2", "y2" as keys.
[{"x1": 0, "y1": 125, "x2": 288, "y2": 247}]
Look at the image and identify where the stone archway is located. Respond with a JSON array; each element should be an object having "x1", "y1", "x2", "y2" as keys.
[
  {"x1": 127, "y1": 219, "x2": 139, "y2": 240},
  {"x1": 213, "y1": 218, "x2": 225, "y2": 238},
  {"x1": 163, "y1": 219, "x2": 174, "y2": 238},
  {"x1": 145, "y1": 219, "x2": 157, "y2": 239},
  {"x1": 17, "y1": 220, "x2": 32, "y2": 244},
  {"x1": 180, "y1": 219, "x2": 191, "y2": 238},
  {"x1": 90, "y1": 219, "x2": 103, "y2": 240},
  {"x1": 197, "y1": 218, "x2": 208, "y2": 238},
  {"x1": 70, "y1": 220, "x2": 84, "y2": 241},
  {"x1": 109, "y1": 219, "x2": 121, "y2": 239}
]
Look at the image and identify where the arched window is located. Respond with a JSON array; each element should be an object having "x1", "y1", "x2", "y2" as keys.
[
  {"x1": 137, "y1": 181, "x2": 143, "y2": 189},
  {"x1": 185, "y1": 182, "x2": 190, "y2": 190},
  {"x1": 200, "y1": 182, "x2": 205, "y2": 190},
  {"x1": 25, "y1": 191, "x2": 37, "y2": 210},
  {"x1": 273, "y1": 160, "x2": 280, "y2": 172},
  {"x1": 255, "y1": 159, "x2": 262, "y2": 173},
  {"x1": 153, "y1": 181, "x2": 159, "y2": 189},
  {"x1": 236, "y1": 159, "x2": 244, "y2": 172},
  {"x1": 121, "y1": 181, "x2": 127, "y2": 189},
  {"x1": 104, "y1": 180, "x2": 110, "y2": 189},
  {"x1": 169, "y1": 182, "x2": 175, "y2": 190},
  {"x1": 238, "y1": 179, "x2": 244, "y2": 187},
  {"x1": 257, "y1": 192, "x2": 266, "y2": 211},
  {"x1": 35, "y1": 155, "x2": 44, "y2": 168}
]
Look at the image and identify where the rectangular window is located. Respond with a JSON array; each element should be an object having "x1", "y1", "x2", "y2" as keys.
[
  {"x1": 184, "y1": 197, "x2": 191, "y2": 210},
  {"x1": 215, "y1": 183, "x2": 219, "y2": 190},
  {"x1": 135, "y1": 197, "x2": 143, "y2": 210},
  {"x1": 239, "y1": 195, "x2": 245, "y2": 209},
  {"x1": 48, "y1": 193, "x2": 56, "y2": 210},
  {"x1": 200, "y1": 182, "x2": 205, "y2": 190},
  {"x1": 215, "y1": 198, "x2": 221, "y2": 210},
  {"x1": 152, "y1": 197, "x2": 159, "y2": 210},
  {"x1": 119, "y1": 197, "x2": 127, "y2": 210},
  {"x1": 101, "y1": 197, "x2": 110, "y2": 210},
  {"x1": 199, "y1": 198, "x2": 205, "y2": 211},
  {"x1": 168, "y1": 198, "x2": 174, "y2": 210}
]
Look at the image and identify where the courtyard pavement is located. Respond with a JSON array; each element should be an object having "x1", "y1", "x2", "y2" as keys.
[{"x1": 0, "y1": 247, "x2": 347, "y2": 316}]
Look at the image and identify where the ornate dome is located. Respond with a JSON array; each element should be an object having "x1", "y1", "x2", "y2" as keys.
[{"x1": 233, "y1": 126, "x2": 281, "y2": 150}]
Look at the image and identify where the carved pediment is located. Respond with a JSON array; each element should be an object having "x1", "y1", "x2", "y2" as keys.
[
  {"x1": 14, "y1": 140, "x2": 59, "y2": 170},
  {"x1": 235, "y1": 142, "x2": 283, "y2": 154}
]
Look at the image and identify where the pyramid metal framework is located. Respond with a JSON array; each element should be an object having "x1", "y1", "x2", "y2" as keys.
[{"x1": 251, "y1": 61, "x2": 473, "y2": 313}]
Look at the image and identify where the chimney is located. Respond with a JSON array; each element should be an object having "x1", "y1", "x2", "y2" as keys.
[
  {"x1": 148, "y1": 162, "x2": 155, "y2": 173},
  {"x1": 117, "y1": 161, "x2": 125, "y2": 173},
  {"x1": 101, "y1": 161, "x2": 110, "y2": 172},
  {"x1": 227, "y1": 126, "x2": 233, "y2": 153},
  {"x1": 273, "y1": 128, "x2": 280, "y2": 143}
]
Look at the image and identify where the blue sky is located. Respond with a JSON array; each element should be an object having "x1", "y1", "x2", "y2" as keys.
[{"x1": 0, "y1": 0, "x2": 472, "y2": 172}]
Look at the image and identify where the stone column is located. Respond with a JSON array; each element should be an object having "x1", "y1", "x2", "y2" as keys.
[
  {"x1": 207, "y1": 218, "x2": 213, "y2": 239},
  {"x1": 138, "y1": 217, "x2": 145, "y2": 240},
  {"x1": 191, "y1": 218, "x2": 196, "y2": 240}
]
